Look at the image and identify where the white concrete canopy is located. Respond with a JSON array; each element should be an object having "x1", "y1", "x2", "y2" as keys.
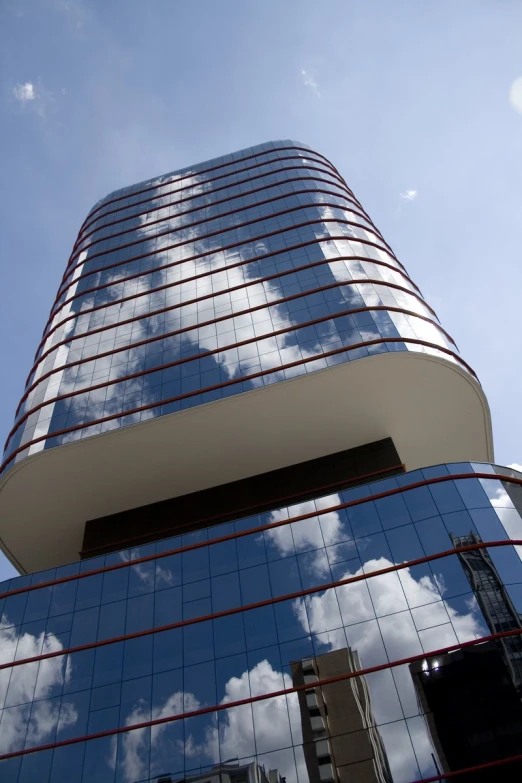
[{"x1": 0, "y1": 352, "x2": 493, "y2": 574}]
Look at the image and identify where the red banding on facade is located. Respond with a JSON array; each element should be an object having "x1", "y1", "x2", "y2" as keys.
[
  {"x1": 17, "y1": 295, "x2": 450, "y2": 431},
  {"x1": 18, "y1": 303, "x2": 454, "y2": 423},
  {"x1": 5, "y1": 332, "x2": 472, "y2": 462},
  {"x1": 1, "y1": 626, "x2": 521, "y2": 763},
  {"x1": 26, "y1": 253, "x2": 426, "y2": 390},
  {"x1": 68, "y1": 163, "x2": 359, "y2": 294},
  {"x1": 78, "y1": 145, "x2": 344, "y2": 231},
  {"x1": 53, "y1": 215, "x2": 392, "y2": 322},
  {"x1": 49, "y1": 216, "x2": 400, "y2": 324},
  {"x1": 0, "y1": 537, "x2": 520, "y2": 674},
  {"x1": 74, "y1": 159, "x2": 351, "y2": 268},
  {"x1": 3, "y1": 463, "x2": 405, "y2": 593},
  {"x1": 0, "y1": 470, "x2": 518, "y2": 600},
  {"x1": 74, "y1": 180, "x2": 374, "y2": 259},
  {"x1": 71, "y1": 170, "x2": 363, "y2": 289},
  {"x1": 35, "y1": 236, "x2": 418, "y2": 360},
  {"x1": 65, "y1": 193, "x2": 387, "y2": 287},
  {"x1": 67, "y1": 159, "x2": 356, "y2": 285}
]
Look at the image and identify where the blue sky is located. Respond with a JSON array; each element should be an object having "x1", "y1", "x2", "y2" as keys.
[{"x1": 1, "y1": 0, "x2": 521, "y2": 581}]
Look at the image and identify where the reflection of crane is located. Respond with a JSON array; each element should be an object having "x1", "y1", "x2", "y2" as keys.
[{"x1": 451, "y1": 530, "x2": 522, "y2": 692}]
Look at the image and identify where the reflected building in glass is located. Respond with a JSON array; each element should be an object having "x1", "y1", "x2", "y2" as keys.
[
  {"x1": 171, "y1": 760, "x2": 284, "y2": 783},
  {"x1": 291, "y1": 649, "x2": 391, "y2": 782},
  {"x1": 410, "y1": 642, "x2": 522, "y2": 781},
  {"x1": 451, "y1": 530, "x2": 522, "y2": 691},
  {"x1": 0, "y1": 141, "x2": 521, "y2": 783}
]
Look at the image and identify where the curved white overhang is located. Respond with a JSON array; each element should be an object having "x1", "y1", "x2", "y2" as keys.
[{"x1": 0, "y1": 352, "x2": 493, "y2": 574}]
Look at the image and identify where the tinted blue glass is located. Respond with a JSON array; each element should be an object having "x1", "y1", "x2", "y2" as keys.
[
  {"x1": 49, "y1": 744, "x2": 85, "y2": 783},
  {"x1": 240, "y1": 564, "x2": 271, "y2": 603},
  {"x1": 374, "y1": 493, "x2": 410, "y2": 529},
  {"x1": 415, "y1": 516, "x2": 452, "y2": 555},
  {"x1": 123, "y1": 635, "x2": 153, "y2": 680},
  {"x1": 454, "y1": 477, "x2": 490, "y2": 508},
  {"x1": 347, "y1": 500, "x2": 382, "y2": 537},
  {"x1": 70, "y1": 607, "x2": 99, "y2": 646},
  {"x1": 403, "y1": 487, "x2": 439, "y2": 522},
  {"x1": 125, "y1": 592, "x2": 154, "y2": 633},
  {"x1": 211, "y1": 571, "x2": 241, "y2": 611},
  {"x1": 49, "y1": 581, "x2": 77, "y2": 617},
  {"x1": 101, "y1": 568, "x2": 129, "y2": 604},
  {"x1": 1, "y1": 125, "x2": 521, "y2": 782},
  {"x1": 93, "y1": 642, "x2": 123, "y2": 687},
  {"x1": 153, "y1": 627, "x2": 183, "y2": 672},
  {"x1": 75, "y1": 574, "x2": 103, "y2": 611},
  {"x1": 429, "y1": 481, "x2": 466, "y2": 514},
  {"x1": 386, "y1": 524, "x2": 424, "y2": 562},
  {"x1": 97, "y1": 601, "x2": 126, "y2": 640},
  {"x1": 3, "y1": 138, "x2": 471, "y2": 473}
]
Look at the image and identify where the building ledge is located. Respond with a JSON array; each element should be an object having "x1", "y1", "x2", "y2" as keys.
[{"x1": 0, "y1": 351, "x2": 493, "y2": 573}]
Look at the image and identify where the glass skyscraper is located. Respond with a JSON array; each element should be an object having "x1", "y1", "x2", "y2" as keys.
[{"x1": 0, "y1": 141, "x2": 521, "y2": 782}]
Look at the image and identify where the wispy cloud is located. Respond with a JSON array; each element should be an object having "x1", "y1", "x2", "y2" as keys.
[
  {"x1": 400, "y1": 188, "x2": 418, "y2": 201},
  {"x1": 11, "y1": 79, "x2": 57, "y2": 119},
  {"x1": 509, "y1": 76, "x2": 522, "y2": 115},
  {"x1": 301, "y1": 69, "x2": 320, "y2": 98},
  {"x1": 55, "y1": 0, "x2": 86, "y2": 30},
  {"x1": 12, "y1": 82, "x2": 37, "y2": 103}
]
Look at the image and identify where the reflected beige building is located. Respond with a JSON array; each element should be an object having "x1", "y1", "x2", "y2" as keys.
[
  {"x1": 170, "y1": 761, "x2": 283, "y2": 783},
  {"x1": 291, "y1": 649, "x2": 391, "y2": 783}
]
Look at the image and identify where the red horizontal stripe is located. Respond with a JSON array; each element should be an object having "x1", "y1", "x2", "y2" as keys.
[
  {"x1": 37, "y1": 235, "x2": 412, "y2": 356},
  {"x1": 75, "y1": 178, "x2": 371, "y2": 258},
  {"x1": 66, "y1": 162, "x2": 357, "y2": 299},
  {"x1": 1, "y1": 537, "x2": 520, "y2": 674},
  {"x1": 26, "y1": 253, "x2": 424, "y2": 390},
  {"x1": 0, "y1": 470, "x2": 516, "y2": 601},
  {"x1": 65, "y1": 193, "x2": 386, "y2": 290},
  {"x1": 35, "y1": 235, "x2": 416, "y2": 360},
  {"x1": 2, "y1": 335, "x2": 476, "y2": 472},
  {"x1": 79, "y1": 463, "x2": 405, "y2": 557},
  {"x1": 78, "y1": 145, "x2": 343, "y2": 232},
  {"x1": 50, "y1": 214, "x2": 394, "y2": 322},
  {"x1": 2, "y1": 463, "x2": 404, "y2": 595},
  {"x1": 20, "y1": 303, "x2": 452, "y2": 426},
  {"x1": 41, "y1": 224, "x2": 407, "y2": 346},
  {"x1": 60, "y1": 172, "x2": 386, "y2": 306},
  {"x1": 6, "y1": 316, "x2": 461, "y2": 457},
  {"x1": 72, "y1": 158, "x2": 349, "y2": 275},
  {"x1": 18, "y1": 295, "x2": 447, "y2": 433},
  {"x1": 1, "y1": 626, "x2": 521, "y2": 762}
]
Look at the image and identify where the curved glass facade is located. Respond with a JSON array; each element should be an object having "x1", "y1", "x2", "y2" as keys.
[
  {"x1": 1, "y1": 463, "x2": 522, "y2": 782},
  {"x1": 0, "y1": 140, "x2": 512, "y2": 781},
  {"x1": 2, "y1": 141, "x2": 469, "y2": 474}
]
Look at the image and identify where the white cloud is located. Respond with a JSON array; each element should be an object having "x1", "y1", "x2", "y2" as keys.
[
  {"x1": 482, "y1": 478, "x2": 522, "y2": 559},
  {"x1": 11, "y1": 79, "x2": 55, "y2": 119},
  {"x1": 12, "y1": 82, "x2": 37, "y2": 102},
  {"x1": 292, "y1": 556, "x2": 484, "y2": 780},
  {"x1": 400, "y1": 189, "x2": 418, "y2": 201},
  {"x1": 184, "y1": 660, "x2": 305, "y2": 783},
  {"x1": 301, "y1": 69, "x2": 321, "y2": 98},
  {"x1": 114, "y1": 661, "x2": 304, "y2": 783},
  {"x1": 265, "y1": 495, "x2": 345, "y2": 574},
  {"x1": 508, "y1": 463, "x2": 522, "y2": 473},
  {"x1": 509, "y1": 76, "x2": 522, "y2": 115},
  {"x1": 0, "y1": 621, "x2": 75, "y2": 753},
  {"x1": 114, "y1": 691, "x2": 202, "y2": 782}
]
